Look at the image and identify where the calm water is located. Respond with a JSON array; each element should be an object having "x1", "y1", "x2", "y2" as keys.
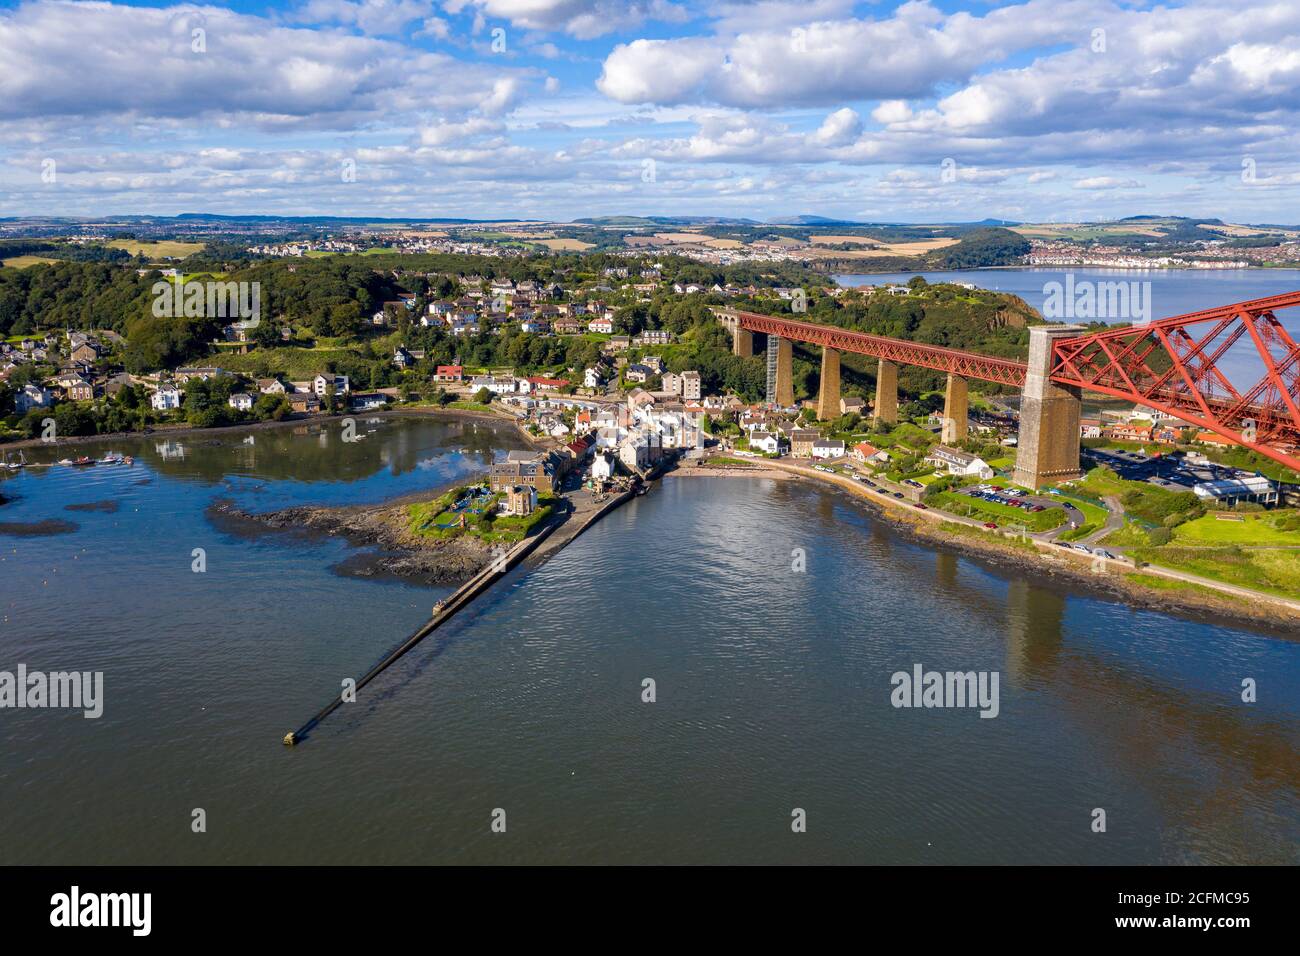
[{"x1": 0, "y1": 415, "x2": 1296, "y2": 864}]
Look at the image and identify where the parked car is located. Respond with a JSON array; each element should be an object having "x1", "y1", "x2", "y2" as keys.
[{"x1": 983, "y1": 522, "x2": 998, "y2": 529}]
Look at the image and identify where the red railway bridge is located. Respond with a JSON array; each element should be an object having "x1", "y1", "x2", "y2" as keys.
[{"x1": 716, "y1": 291, "x2": 1300, "y2": 487}]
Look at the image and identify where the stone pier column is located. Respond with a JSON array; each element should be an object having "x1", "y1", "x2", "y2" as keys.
[
  {"x1": 775, "y1": 336, "x2": 794, "y2": 407},
  {"x1": 873, "y1": 358, "x2": 898, "y2": 424},
  {"x1": 817, "y1": 347, "x2": 841, "y2": 420},
  {"x1": 941, "y1": 373, "x2": 968, "y2": 444},
  {"x1": 733, "y1": 327, "x2": 753, "y2": 357},
  {"x1": 1013, "y1": 325, "x2": 1085, "y2": 489}
]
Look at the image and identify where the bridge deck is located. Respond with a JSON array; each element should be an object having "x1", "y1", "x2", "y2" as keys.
[{"x1": 730, "y1": 310, "x2": 1028, "y2": 387}]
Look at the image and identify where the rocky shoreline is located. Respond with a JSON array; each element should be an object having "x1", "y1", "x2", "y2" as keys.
[{"x1": 207, "y1": 493, "x2": 497, "y2": 586}]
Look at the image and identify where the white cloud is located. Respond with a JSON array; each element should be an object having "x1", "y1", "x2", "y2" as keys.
[
  {"x1": 598, "y1": 0, "x2": 1106, "y2": 107},
  {"x1": 444, "y1": 0, "x2": 686, "y2": 39},
  {"x1": 0, "y1": 1, "x2": 539, "y2": 125},
  {"x1": 1074, "y1": 176, "x2": 1143, "y2": 190},
  {"x1": 294, "y1": 0, "x2": 436, "y2": 35}
]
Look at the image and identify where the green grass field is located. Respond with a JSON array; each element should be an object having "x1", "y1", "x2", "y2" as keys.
[
  {"x1": 408, "y1": 489, "x2": 554, "y2": 544},
  {"x1": 215, "y1": 347, "x2": 362, "y2": 379},
  {"x1": 1172, "y1": 511, "x2": 1300, "y2": 546},
  {"x1": 107, "y1": 239, "x2": 207, "y2": 259},
  {"x1": 1101, "y1": 521, "x2": 1155, "y2": 548},
  {"x1": 1, "y1": 255, "x2": 59, "y2": 268},
  {"x1": 1130, "y1": 546, "x2": 1300, "y2": 599},
  {"x1": 1053, "y1": 493, "x2": 1110, "y2": 528}
]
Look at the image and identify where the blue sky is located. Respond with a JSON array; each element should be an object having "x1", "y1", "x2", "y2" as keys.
[{"x1": 2, "y1": 0, "x2": 1300, "y2": 222}]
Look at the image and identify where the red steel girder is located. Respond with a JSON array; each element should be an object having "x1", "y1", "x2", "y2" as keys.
[
  {"x1": 732, "y1": 311, "x2": 1028, "y2": 387},
  {"x1": 1050, "y1": 292, "x2": 1300, "y2": 474}
]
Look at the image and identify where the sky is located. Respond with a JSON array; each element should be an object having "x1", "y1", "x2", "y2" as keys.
[{"x1": 2, "y1": 0, "x2": 1300, "y2": 223}]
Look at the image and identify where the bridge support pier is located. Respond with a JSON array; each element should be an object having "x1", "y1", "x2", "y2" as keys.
[
  {"x1": 1013, "y1": 325, "x2": 1085, "y2": 489},
  {"x1": 817, "y1": 347, "x2": 841, "y2": 420},
  {"x1": 733, "y1": 327, "x2": 753, "y2": 357},
  {"x1": 770, "y1": 335, "x2": 794, "y2": 407},
  {"x1": 873, "y1": 359, "x2": 898, "y2": 425},
  {"x1": 941, "y1": 373, "x2": 968, "y2": 444}
]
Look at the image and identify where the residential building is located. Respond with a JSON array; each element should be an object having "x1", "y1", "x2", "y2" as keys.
[
  {"x1": 790, "y1": 428, "x2": 821, "y2": 457},
  {"x1": 257, "y1": 378, "x2": 287, "y2": 394},
  {"x1": 15, "y1": 382, "x2": 52, "y2": 413},
  {"x1": 680, "y1": 370, "x2": 701, "y2": 400},
  {"x1": 312, "y1": 373, "x2": 350, "y2": 396},
  {"x1": 811, "y1": 438, "x2": 846, "y2": 459},
  {"x1": 925, "y1": 445, "x2": 994, "y2": 479},
  {"x1": 501, "y1": 484, "x2": 538, "y2": 517},
  {"x1": 287, "y1": 392, "x2": 323, "y2": 414},
  {"x1": 227, "y1": 392, "x2": 254, "y2": 412},
  {"x1": 489, "y1": 459, "x2": 554, "y2": 494},
  {"x1": 634, "y1": 330, "x2": 672, "y2": 346},
  {"x1": 151, "y1": 384, "x2": 183, "y2": 411},
  {"x1": 591, "y1": 451, "x2": 617, "y2": 481},
  {"x1": 853, "y1": 441, "x2": 890, "y2": 465}
]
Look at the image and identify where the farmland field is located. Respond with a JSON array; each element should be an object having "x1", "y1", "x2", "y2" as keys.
[
  {"x1": 537, "y1": 238, "x2": 595, "y2": 251},
  {"x1": 107, "y1": 239, "x2": 206, "y2": 259},
  {"x1": 1, "y1": 255, "x2": 59, "y2": 268}
]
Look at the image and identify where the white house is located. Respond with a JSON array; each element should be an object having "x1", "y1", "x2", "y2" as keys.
[
  {"x1": 151, "y1": 384, "x2": 183, "y2": 411},
  {"x1": 227, "y1": 392, "x2": 254, "y2": 412},
  {"x1": 15, "y1": 382, "x2": 52, "y2": 413},
  {"x1": 312, "y1": 373, "x2": 350, "y2": 396},
  {"x1": 925, "y1": 445, "x2": 994, "y2": 479},
  {"x1": 811, "y1": 439, "x2": 846, "y2": 459},
  {"x1": 583, "y1": 366, "x2": 606, "y2": 389},
  {"x1": 750, "y1": 431, "x2": 781, "y2": 455},
  {"x1": 591, "y1": 451, "x2": 617, "y2": 480},
  {"x1": 587, "y1": 317, "x2": 614, "y2": 334}
]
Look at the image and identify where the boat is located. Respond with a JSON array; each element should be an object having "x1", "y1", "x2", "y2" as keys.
[
  {"x1": 71, "y1": 456, "x2": 94, "y2": 467},
  {"x1": 3, "y1": 451, "x2": 25, "y2": 471},
  {"x1": 98, "y1": 452, "x2": 124, "y2": 465}
]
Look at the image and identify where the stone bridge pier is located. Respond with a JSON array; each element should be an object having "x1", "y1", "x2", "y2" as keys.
[
  {"x1": 941, "y1": 373, "x2": 968, "y2": 443},
  {"x1": 817, "y1": 347, "x2": 841, "y2": 420},
  {"x1": 1013, "y1": 325, "x2": 1085, "y2": 489},
  {"x1": 873, "y1": 359, "x2": 899, "y2": 425}
]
